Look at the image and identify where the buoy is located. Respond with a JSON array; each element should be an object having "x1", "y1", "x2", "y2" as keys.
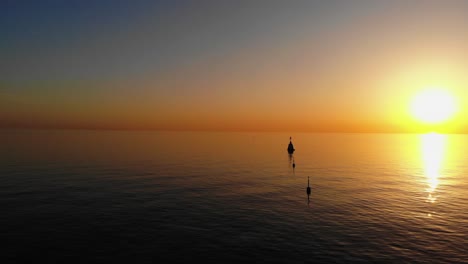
[{"x1": 287, "y1": 137, "x2": 295, "y2": 154}]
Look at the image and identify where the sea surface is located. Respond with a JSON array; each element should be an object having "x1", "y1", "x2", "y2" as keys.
[{"x1": 1, "y1": 130, "x2": 467, "y2": 263}]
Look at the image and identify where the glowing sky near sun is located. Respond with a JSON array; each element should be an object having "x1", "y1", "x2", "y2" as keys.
[{"x1": 1, "y1": 1, "x2": 467, "y2": 133}]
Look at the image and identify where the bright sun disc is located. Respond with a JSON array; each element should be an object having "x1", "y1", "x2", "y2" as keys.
[{"x1": 411, "y1": 89, "x2": 457, "y2": 124}]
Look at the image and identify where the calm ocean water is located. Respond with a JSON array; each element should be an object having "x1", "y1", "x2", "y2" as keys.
[{"x1": 1, "y1": 130, "x2": 467, "y2": 263}]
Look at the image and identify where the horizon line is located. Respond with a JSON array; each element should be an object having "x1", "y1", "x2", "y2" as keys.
[{"x1": 1, "y1": 126, "x2": 467, "y2": 135}]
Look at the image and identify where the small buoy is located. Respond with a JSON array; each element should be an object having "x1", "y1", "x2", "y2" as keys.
[
  {"x1": 306, "y1": 176, "x2": 311, "y2": 195},
  {"x1": 287, "y1": 136, "x2": 295, "y2": 154}
]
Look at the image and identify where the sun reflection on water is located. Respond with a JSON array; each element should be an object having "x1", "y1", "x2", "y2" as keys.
[{"x1": 421, "y1": 133, "x2": 446, "y2": 203}]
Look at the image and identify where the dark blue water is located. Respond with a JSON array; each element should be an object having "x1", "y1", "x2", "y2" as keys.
[{"x1": 2, "y1": 130, "x2": 467, "y2": 263}]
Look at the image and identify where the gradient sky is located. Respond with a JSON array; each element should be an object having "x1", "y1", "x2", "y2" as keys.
[{"x1": 2, "y1": 0, "x2": 468, "y2": 133}]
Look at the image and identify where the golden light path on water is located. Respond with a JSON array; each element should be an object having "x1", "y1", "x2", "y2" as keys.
[{"x1": 421, "y1": 133, "x2": 446, "y2": 205}]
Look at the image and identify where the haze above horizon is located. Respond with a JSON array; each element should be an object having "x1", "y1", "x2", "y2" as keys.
[{"x1": 2, "y1": 1, "x2": 467, "y2": 133}]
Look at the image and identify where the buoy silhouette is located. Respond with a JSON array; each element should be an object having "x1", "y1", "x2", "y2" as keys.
[
  {"x1": 306, "y1": 176, "x2": 311, "y2": 195},
  {"x1": 287, "y1": 136, "x2": 295, "y2": 154}
]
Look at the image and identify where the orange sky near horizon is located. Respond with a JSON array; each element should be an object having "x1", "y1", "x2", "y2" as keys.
[{"x1": 1, "y1": 1, "x2": 467, "y2": 133}]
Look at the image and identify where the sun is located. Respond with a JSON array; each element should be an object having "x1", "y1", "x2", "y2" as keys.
[{"x1": 411, "y1": 88, "x2": 457, "y2": 124}]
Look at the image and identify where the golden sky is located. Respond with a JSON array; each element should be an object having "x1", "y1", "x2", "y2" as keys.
[{"x1": 1, "y1": 1, "x2": 467, "y2": 133}]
